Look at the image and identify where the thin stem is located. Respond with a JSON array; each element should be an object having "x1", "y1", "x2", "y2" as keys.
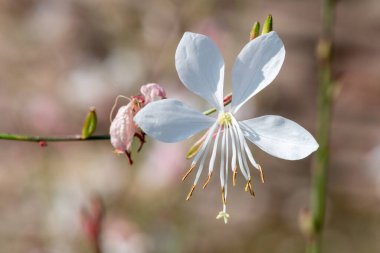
[
  {"x1": 307, "y1": 0, "x2": 336, "y2": 252},
  {"x1": 0, "y1": 133, "x2": 110, "y2": 142},
  {"x1": 0, "y1": 94, "x2": 233, "y2": 143}
]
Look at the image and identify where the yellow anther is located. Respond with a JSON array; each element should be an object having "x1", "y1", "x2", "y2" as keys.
[
  {"x1": 258, "y1": 164, "x2": 265, "y2": 183},
  {"x1": 202, "y1": 172, "x2": 213, "y2": 189},
  {"x1": 186, "y1": 184, "x2": 196, "y2": 200},
  {"x1": 244, "y1": 177, "x2": 255, "y2": 197},
  {"x1": 182, "y1": 164, "x2": 195, "y2": 181},
  {"x1": 221, "y1": 186, "x2": 226, "y2": 205},
  {"x1": 233, "y1": 168, "x2": 237, "y2": 186}
]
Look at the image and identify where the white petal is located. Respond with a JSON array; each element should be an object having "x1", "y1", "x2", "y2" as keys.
[
  {"x1": 134, "y1": 99, "x2": 216, "y2": 143},
  {"x1": 239, "y1": 115, "x2": 318, "y2": 160},
  {"x1": 175, "y1": 32, "x2": 224, "y2": 110},
  {"x1": 231, "y1": 32, "x2": 285, "y2": 113}
]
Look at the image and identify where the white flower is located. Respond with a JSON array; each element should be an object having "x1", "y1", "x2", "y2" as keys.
[{"x1": 134, "y1": 31, "x2": 318, "y2": 223}]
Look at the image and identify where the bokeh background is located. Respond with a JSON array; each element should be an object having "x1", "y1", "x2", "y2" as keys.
[{"x1": 0, "y1": 0, "x2": 380, "y2": 252}]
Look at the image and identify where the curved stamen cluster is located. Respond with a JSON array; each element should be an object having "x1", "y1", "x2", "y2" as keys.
[{"x1": 182, "y1": 112, "x2": 265, "y2": 223}]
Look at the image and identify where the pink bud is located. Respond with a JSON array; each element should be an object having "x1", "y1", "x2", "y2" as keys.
[
  {"x1": 140, "y1": 83, "x2": 166, "y2": 104},
  {"x1": 109, "y1": 102, "x2": 138, "y2": 154}
]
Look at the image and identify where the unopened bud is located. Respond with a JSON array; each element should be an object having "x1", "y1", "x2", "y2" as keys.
[
  {"x1": 82, "y1": 107, "x2": 97, "y2": 139},
  {"x1": 140, "y1": 83, "x2": 166, "y2": 104},
  {"x1": 249, "y1": 22, "x2": 260, "y2": 40},
  {"x1": 261, "y1": 15, "x2": 273, "y2": 35}
]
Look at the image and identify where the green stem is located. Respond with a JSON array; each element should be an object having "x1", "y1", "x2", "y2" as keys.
[
  {"x1": 307, "y1": 0, "x2": 335, "y2": 252},
  {"x1": 0, "y1": 94, "x2": 233, "y2": 143},
  {"x1": 0, "y1": 133, "x2": 110, "y2": 142}
]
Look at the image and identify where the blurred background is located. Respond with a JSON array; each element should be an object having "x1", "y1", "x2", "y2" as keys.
[{"x1": 0, "y1": 0, "x2": 379, "y2": 252}]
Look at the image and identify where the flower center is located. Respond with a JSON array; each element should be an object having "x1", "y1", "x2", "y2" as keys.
[
  {"x1": 182, "y1": 113, "x2": 265, "y2": 224},
  {"x1": 218, "y1": 112, "x2": 233, "y2": 126}
]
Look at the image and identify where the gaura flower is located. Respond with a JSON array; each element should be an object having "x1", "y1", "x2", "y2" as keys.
[
  {"x1": 134, "y1": 31, "x2": 318, "y2": 223},
  {"x1": 110, "y1": 83, "x2": 166, "y2": 164}
]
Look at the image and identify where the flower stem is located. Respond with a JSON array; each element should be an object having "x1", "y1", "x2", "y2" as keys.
[
  {"x1": 0, "y1": 133, "x2": 110, "y2": 142},
  {"x1": 307, "y1": 0, "x2": 336, "y2": 252},
  {"x1": 0, "y1": 94, "x2": 232, "y2": 143}
]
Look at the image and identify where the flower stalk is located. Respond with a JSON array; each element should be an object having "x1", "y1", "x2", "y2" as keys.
[
  {"x1": 0, "y1": 133, "x2": 110, "y2": 142},
  {"x1": 306, "y1": 0, "x2": 336, "y2": 252}
]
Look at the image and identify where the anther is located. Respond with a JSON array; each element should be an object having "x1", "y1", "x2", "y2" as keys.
[
  {"x1": 244, "y1": 177, "x2": 255, "y2": 197},
  {"x1": 258, "y1": 164, "x2": 265, "y2": 183},
  {"x1": 233, "y1": 168, "x2": 237, "y2": 186},
  {"x1": 186, "y1": 184, "x2": 196, "y2": 200},
  {"x1": 182, "y1": 163, "x2": 195, "y2": 181},
  {"x1": 202, "y1": 172, "x2": 213, "y2": 189},
  {"x1": 221, "y1": 186, "x2": 226, "y2": 205}
]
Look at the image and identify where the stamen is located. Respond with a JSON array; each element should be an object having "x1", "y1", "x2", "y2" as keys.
[
  {"x1": 193, "y1": 133, "x2": 213, "y2": 185},
  {"x1": 244, "y1": 177, "x2": 255, "y2": 197},
  {"x1": 202, "y1": 172, "x2": 213, "y2": 189},
  {"x1": 192, "y1": 123, "x2": 217, "y2": 165},
  {"x1": 231, "y1": 122, "x2": 248, "y2": 180},
  {"x1": 186, "y1": 123, "x2": 217, "y2": 190},
  {"x1": 258, "y1": 164, "x2": 265, "y2": 183},
  {"x1": 186, "y1": 130, "x2": 208, "y2": 159},
  {"x1": 233, "y1": 168, "x2": 237, "y2": 186},
  {"x1": 182, "y1": 163, "x2": 195, "y2": 181},
  {"x1": 208, "y1": 126, "x2": 222, "y2": 175},
  {"x1": 228, "y1": 126, "x2": 237, "y2": 173},
  {"x1": 231, "y1": 117, "x2": 260, "y2": 171},
  {"x1": 219, "y1": 127, "x2": 226, "y2": 188},
  {"x1": 224, "y1": 126, "x2": 229, "y2": 203},
  {"x1": 186, "y1": 184, "x2": 196, "y2": 200},
  {"x1": 231, "y1": 120, "x2": 252, "y2": 180}
]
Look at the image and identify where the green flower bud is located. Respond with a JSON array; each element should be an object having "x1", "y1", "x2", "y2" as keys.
[
  {"x1": 249, "y1": 22, "x2": 260, "y2": 40},
  {"x1": 82, "y1": 107, "x2": 97, "y2": 139},
  {"x1": 261, "y1": 15, "x2": 273, "y2": 35}
]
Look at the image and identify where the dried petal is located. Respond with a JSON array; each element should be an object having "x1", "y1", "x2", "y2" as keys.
[{"x1": 110, "y1": 103, "x2": 137, "y2": 153}]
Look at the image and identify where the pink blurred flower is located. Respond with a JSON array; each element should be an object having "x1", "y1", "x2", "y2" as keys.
[
  {"x1": 80, "y1": 197, "x2": 104, "y2": 249},
  {"x1": 102, "y1": 218, "x2": 150, "y2": 253}
]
